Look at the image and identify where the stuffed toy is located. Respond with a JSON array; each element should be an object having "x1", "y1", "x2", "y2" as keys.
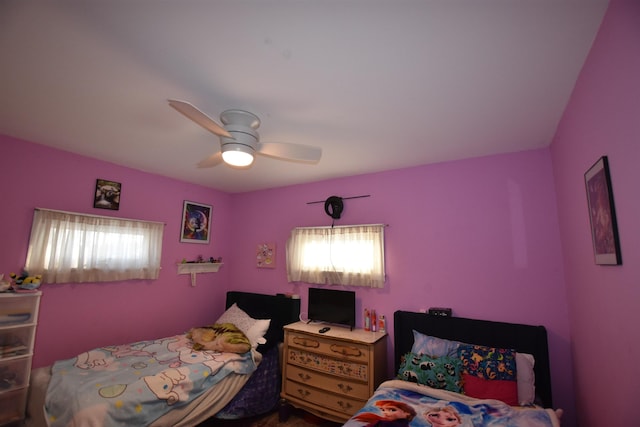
[
  {"x1": 10, "y1": 271, "x2": 42, "y2": 290},
  {"x1": 186, "y1": 323, "x2": 251, "y2": 354}
]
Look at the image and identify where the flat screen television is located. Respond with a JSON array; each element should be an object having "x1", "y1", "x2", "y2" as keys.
[{"x1": 307, "y1": 287, "x2": 356, "y2": 330}]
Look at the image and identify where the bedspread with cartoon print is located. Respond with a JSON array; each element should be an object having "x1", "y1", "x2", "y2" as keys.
[
  {"x1": 44, "y1": 333, "x2": 257, "y2": 427},
  {"x1": 343, "y1": 380, "x2": 561, "y2": 427}
]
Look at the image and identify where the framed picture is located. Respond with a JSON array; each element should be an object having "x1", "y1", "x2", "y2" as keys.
[
  {"x1": 584, "y1": 156, "x2": 621, "y2": 265},
  {"x1": 94, "y1": 179, "x2": 121, "y2": 210},
  {"x1": 180, "y1": 201, "x2": 212, "y2": 244},
  {"x1": 256, "y1": 243, "x2": 276, "y2": 268}
]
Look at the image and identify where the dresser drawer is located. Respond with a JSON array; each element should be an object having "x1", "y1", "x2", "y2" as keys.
[
  {"x1": 0, "y1": 387, "x2": 28, "y2": 425},
  {"x1": 286, "y1": 364, "x2": 369, "y2": 399},
  {"x1": 0, "y1": 325, "x2": 35, "y2": 358},
  {"x1": 286, "y1": 332, "x2": 370, "y2": 363},
  {"x1": 287, "y1": 347, "x2": 369, "y2": 382},
  {"x1": 0, "y1": 355, "x2": 31, "y2": 392},
  {"x1": 284, "y1": 380, "x2": 363, "y2": 417},
  {"x1": 0, "y1": 295, "x2": 38, "y2": 327}
]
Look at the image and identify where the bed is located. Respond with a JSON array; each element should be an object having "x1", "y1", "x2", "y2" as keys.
[
  {"x1": 25, "y1": 291, "x2": 300, "y2": 427},
  {"x1": 343, "y1": 310, "x2": 562, "y2": 427}
]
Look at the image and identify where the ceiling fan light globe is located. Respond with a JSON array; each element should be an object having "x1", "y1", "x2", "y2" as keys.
[{"x1": 222, "y1": 148, "x2": 254, "y2": 167}]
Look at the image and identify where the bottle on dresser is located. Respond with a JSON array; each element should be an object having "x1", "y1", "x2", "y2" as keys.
[
  {"x1": 370, "y1": 309, "x2": 377, "y2": 332},
  {"x1": 378, "y1": 314, "x2": 386, "y2": 333}
]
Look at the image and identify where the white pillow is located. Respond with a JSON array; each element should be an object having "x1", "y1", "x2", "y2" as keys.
[
  {"x1": 410, "y1": 330, "x2": 461, "y2": 357},
  {"x1": 516, "y1": 352, "x2": 536, "y2": 405},
  {"x1": 246, "y1": 319, "x2": 270, "y2": 347},
  {"x1": 216, "y1": 303, "x2": 271, "y2": 349}
]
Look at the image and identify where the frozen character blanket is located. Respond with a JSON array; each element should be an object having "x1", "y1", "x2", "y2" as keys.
[{"x1": 343, "y1": 380, "x2": 561, "y2": 427}]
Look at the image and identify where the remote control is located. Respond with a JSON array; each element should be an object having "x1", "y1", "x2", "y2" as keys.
[{"x1": 319, "y1": 327, "x2": 331, "y2": 333}]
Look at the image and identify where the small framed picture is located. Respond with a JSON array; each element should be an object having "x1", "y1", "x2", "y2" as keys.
[
  {"x1": 584, "y1": 156, "x2": 621, "y2": 265},
  {"x1": 94, "y1": 179, "x2": 121, "y2": 210},
  {"x1": 257, "y1": 243, "x2": 276, "y2": 268},
  {"x1": 180, "y1": 201, "x2": 212, "y2": 244}
]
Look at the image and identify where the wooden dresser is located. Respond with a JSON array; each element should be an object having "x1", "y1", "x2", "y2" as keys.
[{"x1": 281, "y1": 321, "x2": 387, "y2": 423}]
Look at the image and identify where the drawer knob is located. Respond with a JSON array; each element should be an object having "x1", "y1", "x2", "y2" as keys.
[
  {"x1": 338, "y1": 383, "x2": 353, "y2": 393},
  {"x1": 337, "y1": 400, "x2": 353, "y2": 410},
  {"x1": 330, "y1": 344, "x2": 362, "y2": 357},
  {"x1": 296, "y1": 388, "x2": 310, "y2": 398},
  {"x1": 298, "y1": 373, "x2": 312, "y2": 382},
  {"x1": 337, "y1": 365, "x2": 353, "y2": 375}
]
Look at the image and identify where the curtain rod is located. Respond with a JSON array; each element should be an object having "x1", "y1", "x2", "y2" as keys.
[
  {"x1": 35, "y1": 208, "x2": 166, "y2": 226},
  {"x1": 293, "y1": 223, "x2": 388, "y2": 230},
  {"x1": 306, "y1": 194, "x2": 370, "y2": 204}
]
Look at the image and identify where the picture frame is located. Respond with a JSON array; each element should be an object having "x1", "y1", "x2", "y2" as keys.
[
  {"x1": 180, "y1": 201, "x2": 212, "y2": 244},
  {"x1": 584, "y1": 156, "x2": 621, "y2": 265},
  {"x1": 94, "y1": 179, "x2": 121, "y2": 210},
  {"x1": 256, "y1": 243, "x2": 276, "y2": 268}
]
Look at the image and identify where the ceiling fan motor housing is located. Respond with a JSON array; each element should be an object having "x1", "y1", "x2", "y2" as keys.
[
  {"x1": 220, "y1": 109, "x2": 260, "y2": 129},
  {"x1": 221, "y1": 125, "x2": 259, "y2": 153},
  {"x1": 220, "y1": 110, "x2": 261, "y2": 155}
]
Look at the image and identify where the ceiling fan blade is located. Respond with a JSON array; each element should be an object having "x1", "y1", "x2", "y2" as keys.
[
  {"x1": 168, "y1": 99, "x2": 232, "y2": 138},
  {"x1": 256, "y1": 142, "x2": 322, "y2": 163},
  {"x1": 196, "y1": 152, "x2": 223, "y2": 168}
]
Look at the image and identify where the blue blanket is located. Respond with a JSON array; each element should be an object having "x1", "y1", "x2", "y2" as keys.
[
  {"x1": 45, "y1": 333, "x2": 257, "y2": 427},
  {"x1": 343, "y1": 380, "x2": 561, "y2": 427}
]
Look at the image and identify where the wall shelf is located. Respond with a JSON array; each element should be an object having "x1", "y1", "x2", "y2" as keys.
[{"x1": 177, "y1": 263, "x2": 223, "y2": 286}]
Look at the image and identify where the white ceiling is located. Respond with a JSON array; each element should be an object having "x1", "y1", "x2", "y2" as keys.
[{"x1": 0, "y1": 0, "x2": 608, "y2": 193}]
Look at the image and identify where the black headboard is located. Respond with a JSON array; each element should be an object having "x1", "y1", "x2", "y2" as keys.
[
  {"x1": 226, "y1": 291, "x2": 300, "y2": 351},
  {"x1": 394, "y1": 310, "x2": 553, "y2": 408}
]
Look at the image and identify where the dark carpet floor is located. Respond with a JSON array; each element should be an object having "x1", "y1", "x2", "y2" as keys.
[{"x1": 197, "y1": 407, "x2": 343, "y2": 427}]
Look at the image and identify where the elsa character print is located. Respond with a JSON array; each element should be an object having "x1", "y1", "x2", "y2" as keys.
[{"x1": 424, "y1": 406, "x2": 462, "y2": 427}]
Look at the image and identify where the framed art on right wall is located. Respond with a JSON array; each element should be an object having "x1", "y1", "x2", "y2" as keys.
[{"x1": 584, "y1": 156, "x2": 622, "y2": 265}]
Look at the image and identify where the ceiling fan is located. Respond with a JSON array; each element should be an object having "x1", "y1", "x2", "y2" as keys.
[{"x1": 168, "y1": 99, "x2": 322, "y2": 168}]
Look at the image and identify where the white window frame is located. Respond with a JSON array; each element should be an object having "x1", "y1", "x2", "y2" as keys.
[
  {"x1": 286, "y1": 224, "x2": 386, "y2": 288},
  {"x1": 24, "y1": 208, "x2": 164, "y2": 284}
]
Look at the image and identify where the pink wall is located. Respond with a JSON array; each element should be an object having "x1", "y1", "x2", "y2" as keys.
[
  {"x1": 0, "y1": 136, "x2": 232, "y2": 367},
  {"x1": 550, "y1": 0, "x2": 640, "y2": 425},
  {"x1": 2, "y1": 133, "x2": 575, "y2": 422},
  {"x1": 228, "y1": 149, "x2": 575, "y2": 425}
]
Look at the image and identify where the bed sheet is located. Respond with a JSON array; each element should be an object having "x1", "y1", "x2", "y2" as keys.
[
  {"x1": 32, "y1": 333, "x2": 258, "y2": 427},
  {"x1": 27, "y1": 366, "x2": 252, "y2": 427}
]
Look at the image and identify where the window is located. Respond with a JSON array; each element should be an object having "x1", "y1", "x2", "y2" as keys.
[
  {"x1": 286, "y1": 224, "x2": 385, "y2": 288},
  {"x1": 25, "y1": 209, "x2": 164, "y2": 284}
]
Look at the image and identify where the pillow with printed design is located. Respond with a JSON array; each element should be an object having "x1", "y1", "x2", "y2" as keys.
[
  {"x1": 458, "y1": 343, "x2": 518, "y2": 405},
  {"x1": 397, "y1": 352, "x2": 463, "y2": 393},
  {"x1": 458, "y1": 343, "x2": 517, "y2": 381},
  {"x1": 410, "y1": 331, "x2": 536, "y2": 405}
]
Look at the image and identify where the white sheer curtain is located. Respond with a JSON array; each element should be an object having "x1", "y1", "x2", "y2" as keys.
[
  {"x1": 25, "y1": 209, "x2": 164, "y2": 284},
  {"x1": 286, "y1": 224, "x2": 385, "y2": 288}
]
